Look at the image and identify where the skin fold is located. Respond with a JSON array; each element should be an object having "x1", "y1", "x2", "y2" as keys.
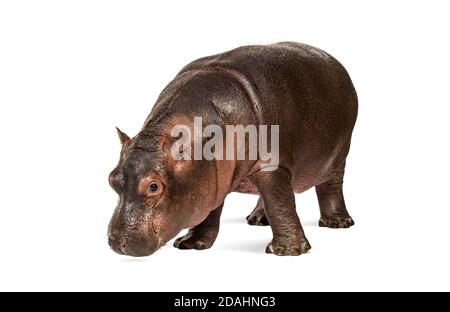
[{"x1": 108, "y1": 42, "x2": 358, "y2": 257}]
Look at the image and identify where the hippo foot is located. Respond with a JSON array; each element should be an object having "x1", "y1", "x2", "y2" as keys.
[
  {"x1": 173, "y1": 232, "x2": 215, "y2": 250},
  {"x1": 265, "y1": 239, "x2": 311, "y2": 256},
  {"x1": 319, "y1": 215, "x2": 355, "y2": 228},
  {"x1": 246, "y1": 209, "x2": 269, "y2": 226}
]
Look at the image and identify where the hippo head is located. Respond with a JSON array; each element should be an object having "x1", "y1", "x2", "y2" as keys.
[{"x1": 107, "y1": 126, "x2": 220, "y2": 257}]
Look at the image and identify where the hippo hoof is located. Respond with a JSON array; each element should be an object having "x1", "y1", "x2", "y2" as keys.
[
  {"x1": 319, "y1": 216, "x2": 355, "y2": 228},
  {"x1": 265, "y1": 239, "x2": 311, "y2": 256},
  {"x1": 246, "y1": 211, "x2": 269, "y2": 226},
  {"x1": 173, "y1": 234, "x2": 213, "y2": 250}
]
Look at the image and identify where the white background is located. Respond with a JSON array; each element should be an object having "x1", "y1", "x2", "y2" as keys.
[{"x1": 1, "y1": 0, "x2": 449, "y2": 291}]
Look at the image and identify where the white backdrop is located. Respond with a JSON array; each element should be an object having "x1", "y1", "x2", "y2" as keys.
[{"x1": 1, "y1": 0, "x2": 449, "y2": 291}]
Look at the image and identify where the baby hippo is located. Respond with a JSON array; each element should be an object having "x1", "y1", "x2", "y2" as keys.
[{"x1": 108, "y1": 42, "x2": 358, "y2": 257}]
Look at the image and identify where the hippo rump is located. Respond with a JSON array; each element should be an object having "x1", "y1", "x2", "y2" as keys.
[{"x1": 108, "y1": 42, "x2": 358, "y2": 257}]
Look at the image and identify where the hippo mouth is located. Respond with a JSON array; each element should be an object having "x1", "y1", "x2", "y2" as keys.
[{"x1": 108, "y1": 228, "x2": 162, "y2": 257}]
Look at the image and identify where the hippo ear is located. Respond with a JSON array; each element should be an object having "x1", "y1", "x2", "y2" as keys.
[{"x1": 116, "y1": 127, "x2": 131, "y2": 145}]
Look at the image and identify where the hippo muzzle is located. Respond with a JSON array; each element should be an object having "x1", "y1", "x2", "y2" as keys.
[
  {"x1": 107, "y1": 202, "x2": 161, "y2": 257},
  {"x1": 108, "y1": 232, "x2": 160, "y2": 257}
]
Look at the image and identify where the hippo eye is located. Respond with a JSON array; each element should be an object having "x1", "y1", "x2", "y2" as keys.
[
  {"x1": 148, "y1": 183, "x2": 158, "y2": 192},
  {"x1": 144, "y1": 180, "x2": 163, "y2": 196},
  {"x1": 139, "y1": 177, "x2": 164, "y2": 197}
]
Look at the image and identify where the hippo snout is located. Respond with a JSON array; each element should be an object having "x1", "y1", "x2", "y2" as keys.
[{"x1": 108, "y1": 234, "x2": 160, "y2": 257}]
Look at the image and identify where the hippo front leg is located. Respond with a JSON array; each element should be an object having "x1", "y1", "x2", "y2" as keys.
[
  {"x1": 250, "y1": 168, "x2": 311, "y2": 256},
  {"x1": 173, "y1": 203, "x2": 223, "y2": 250}
]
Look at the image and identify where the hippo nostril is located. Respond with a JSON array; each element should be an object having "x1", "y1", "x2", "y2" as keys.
[{"x1": 118, "y1": 240, "x2": 127, "y2": 254}]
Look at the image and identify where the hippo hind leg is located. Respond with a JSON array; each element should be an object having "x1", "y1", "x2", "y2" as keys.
[
  {"x1": 316, "y1": 165, "x2": 354, "y2": 228},
  {"x1": 246, "y1": 196, "x2": 269, "y2": 226},
  {"x1": 174, "y1": 203, "x2": 223, "y2": 250}
]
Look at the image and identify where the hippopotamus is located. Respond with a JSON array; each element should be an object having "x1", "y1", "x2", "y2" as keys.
[{"x1": 108, "y1": 42, "x2": 358, "y2": 257}]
